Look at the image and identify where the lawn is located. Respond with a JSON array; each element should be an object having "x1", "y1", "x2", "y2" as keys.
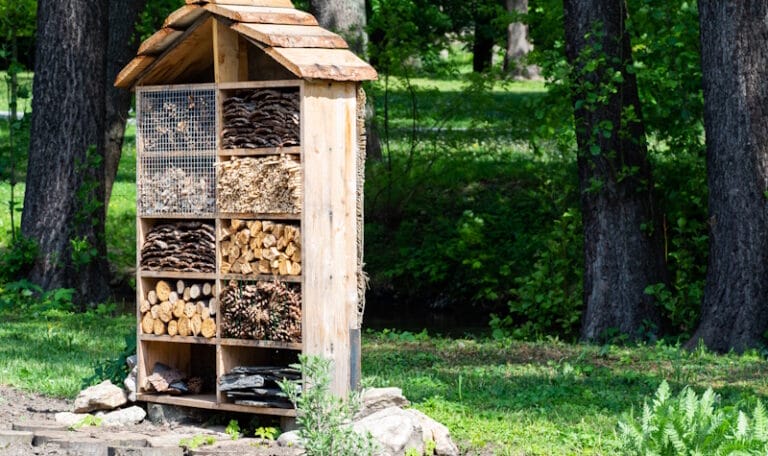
[{"x1": 0, "y1": 309, "x2": 766, "y2": 455}]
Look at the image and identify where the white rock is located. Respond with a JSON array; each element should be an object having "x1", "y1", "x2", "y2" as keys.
[
  {"x1": 353, "y1": 406, "x2": 423, "y2": 456},
  {"x1": 74, "y1": 380, "x2": 127, "y2": 413},
  {"x1": 277, "y1": 430, "x2": 303, "y2": 448},
  {"x1": 406, "y1": 409, "x2": 459, "y2": 456},
  {"x1": 55, "y1": 412, "x2": 87, "y2": 427},
  {"x1": 124, "y1": 366, "x2": 138, "y2": 402},
  {"x1": 98, "y1": 406, "x2": 146, "y2": 426},
  {"x1": 358, "y1": 387, "x2": 410, "y2": 419}
]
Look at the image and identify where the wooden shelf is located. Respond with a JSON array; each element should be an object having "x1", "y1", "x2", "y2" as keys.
[
  {"x1": 220, "y1": 274, "x2": 301, "y2": 283},
  {"x1": 217, "y1": 212, "x2": 301, "y2": 221},
  {"x1": 138, "y1": 213, "x2": 216, "y2": 219},
  {"x1": 139, "y1": 335, "x2": 216, "y2": 345},
  {"x1": 218, "y1": 146, "x2": 301, "y2": 156},
  {"x1": 139, "y1": 271, "x2": 216, "y2": 280},
  {"x1": 219, "y1": 338, "x2": 302, "y2": 350},
  {"x1": 137, "y1": 393, "x2": 297, "y2": 417}
]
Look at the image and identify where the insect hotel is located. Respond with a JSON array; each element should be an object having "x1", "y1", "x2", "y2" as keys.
[{"x1": 114, "y1": 0, "x2": 377, "y2": 421}]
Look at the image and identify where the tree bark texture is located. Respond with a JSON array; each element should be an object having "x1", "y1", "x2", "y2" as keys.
[
  {"x1": 503, "y1": 0, "x2": 534, "y2": 76},
  {"x1": 103, "y1": 0, "x2": 147, "y2": 208},
  {"x1": 688, "y1": 0, "x2": 768, "y2": 352},
  {"x1": 309, "y1": 0, "x2": 367, "y2": 56},
  {"x1": 22, "y1": 0, "x2": 110, "y2": 306},
  {"x1": 563, "y1": 0, "x2": 666, "y2": 340}
]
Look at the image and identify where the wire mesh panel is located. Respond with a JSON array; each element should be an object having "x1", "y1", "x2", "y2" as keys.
[
  {"x1": 137, "y1": 86, "x2": 217, "y2": 215},
  {"x1": 137, "y1": 86, "x2": 216, "y2": 152}
]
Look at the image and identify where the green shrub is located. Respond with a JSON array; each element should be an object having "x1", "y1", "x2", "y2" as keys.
[
  {"x1": 82, "y1": 331, "x2": 136, "y2": 388},
  {"x1": 0, "y1": 235, "x2": 36, "y2": 282},
  {"x1": 278, "y1": 355, "x2": 378, "y2": 456},
  {"x1": 618, "y1": 381, "x2": 768, "y2": 455}
]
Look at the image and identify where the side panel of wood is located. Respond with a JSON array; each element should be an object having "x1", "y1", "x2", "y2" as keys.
[
  {"x1": 213, "y1": 20, "x2": 247, "y2": 83},
  {"x1": 301, "y1": 81, "x2": 358, "y2": 396}
]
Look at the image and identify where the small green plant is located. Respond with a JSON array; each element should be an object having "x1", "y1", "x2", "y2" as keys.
[
  {"x1": 82, "y1": 332, "x2": 136, "y2": 388},
  {"x1": 179, "y1": 434, "x2": 216, "y2": 450},
  {"x1": 254, "y1": 426, "x2": 279, "y2": 441},
  {"x1": 278, "y1": 354, "x2": 379, "y2": 456},
  {"x1": 69, "y1": 414, "x2": 102, "y2": 430},
  {"x1": 618, "y1": 380, "x2": 768, "y2": 455},
  {"x1": 225, "y1": 419, "x2": 241, "y2": 440}
]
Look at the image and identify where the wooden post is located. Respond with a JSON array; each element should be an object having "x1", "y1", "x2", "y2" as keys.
[
  {"x1": 213, "y1": 20, "x2": 247, "y2": 83},
  {"x1": 301, "y1": 81, "x2": 358, "y2": 397}
]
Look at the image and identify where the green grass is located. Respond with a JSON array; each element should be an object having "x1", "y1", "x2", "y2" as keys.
[
  {"x1": 0, "y1": 311, "x2": 133, "y2": 398},
  {"x1": 363, "y1": 331, "x2": 768, "y2": 455}
]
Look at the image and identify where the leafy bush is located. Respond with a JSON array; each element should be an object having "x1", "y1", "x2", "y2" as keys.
[
  {"x1": 618, "y1": 381, "x2": 768, "y2": 455},
  {"x1": 82, "y1": 331, "x2": 136, "y2": 388},
  {"x1": 0, "y1": 235, "x2": 37, "y2": 282},
  {"x1": 278, "y1": 355, "x2": 378, "y2": 456}
]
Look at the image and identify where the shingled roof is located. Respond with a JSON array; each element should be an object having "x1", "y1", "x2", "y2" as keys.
[{"x1": 115, "y1": 0, "x2": 377, "y2": 89}]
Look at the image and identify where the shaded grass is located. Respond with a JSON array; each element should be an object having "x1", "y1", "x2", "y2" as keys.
[
  {"x1": 363, "y1": 331, "x2": 768, "y2": 455},
  {"x1": 0, "y1": 311, "x2": 133, "y2": 398}
]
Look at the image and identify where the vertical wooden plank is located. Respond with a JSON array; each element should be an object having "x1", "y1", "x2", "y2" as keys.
[
  {"x1": 213, "y1": 20, "x2": 242, "y2": 83},
  {"x1": 302, "y1": 81, "x2": 358, "y2": 397}
]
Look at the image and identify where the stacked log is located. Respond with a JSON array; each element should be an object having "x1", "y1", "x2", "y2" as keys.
[
  {"x1": 140, "y1": 279, "x2": 218, "y2": 338},
  {"x1": 143, "y1": 362, "x2": 210, "y2": 395},
  {"x1": 141, "y1": 222, "x2": 215, "y2": 272},
  {"x1": 221, "y1": 89, "x2": 299, "y2": 149},
  {"x1": 219, "y1": 366, "x2": 299, "y2": 408},
  {"x1": 220, "y1": 280, "x2": 301, "y2": 342},
  {"x1": 220, "y1": 219, "x2": 302, "y2": 276},
  {"x1": 216, "y1": 156, "x2": 302, "y2": 214},
  {"x1": 138, "y1": 165, "x2": 215, "y2": 214}
]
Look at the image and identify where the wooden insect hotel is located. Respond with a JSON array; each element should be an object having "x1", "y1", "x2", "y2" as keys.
[{"x1": 115, "y1": 0, "x2": 377, "y2": 420}]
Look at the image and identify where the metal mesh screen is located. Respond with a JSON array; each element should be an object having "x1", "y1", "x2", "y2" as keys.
[{"x1": 137, "y1": 86, "x2": 217, "y2": 215}]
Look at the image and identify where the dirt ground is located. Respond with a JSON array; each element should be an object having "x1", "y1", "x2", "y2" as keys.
[{"x1": 0, "y1": 385, "x2": 299, "y2": 455}]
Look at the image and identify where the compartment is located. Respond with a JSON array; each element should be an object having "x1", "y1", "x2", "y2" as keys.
[
  {"x1": 220, "y1": 219, "x2": 302, "y2": 276},
  {"x1": 220, "y1": 88, "x2": 300, "y2": 149},
  {"x1": 218, "y1": 346, "x2": 300, "y2": 409},
  {"x1": 216, "y1": 155, "x2": 302, "y2": 214},
  {"x1": 139, "y1": 277, "x2": 218, "y2": 339},
  {"x1": 138, "y1": 153, "x2": 216, "y2": 215},
  {"x1": 220, "y1": 280, "x2": 302, "y2": 343},
  {"x1": 139, "y1": 219, "x2": 216, "y2": 273},
  {"x1": 138, "y1": 341, "x2": 216, "y2": 396},
  {"x1": 137, "y1": 86, "x2": 216, "y2": 153}
]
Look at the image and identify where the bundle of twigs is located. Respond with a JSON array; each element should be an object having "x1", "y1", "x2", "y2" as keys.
[
  {"x1": 220, "y1": 280, "x2": 301, "y2": 342},
  {"x1": 216, "y1": 155, "x2": 302, "y2": 214}
]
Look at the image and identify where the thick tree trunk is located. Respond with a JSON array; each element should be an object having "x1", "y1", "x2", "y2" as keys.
[
  {"x1": 688, "y1": 1, "x2": 768, "y2": 352},
  {"x1": 22, "y1": 0, "x2": 110, "y2": 306},
  {"x1": 472, "y1": 8, "x2": 495, "y2": 73},
  {"x1": 563, "y1": 0, "x2": 666, "y2": 340},
  {"x1": 103, "y1": 0, "x2": 147, "y2": 208},
  {"x1": 309, "y1": 0, "x2": 367, "y2": 56},
  {"x1": 503, "y1": 0, "x2": 534, "y2": 77}
]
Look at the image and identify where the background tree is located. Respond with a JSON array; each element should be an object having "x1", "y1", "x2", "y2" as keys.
[
  {"x1": 309, "y1": 0, "x2": 367, "y2": 55},
  {"x1": 688, "y1": 0, "x2": 768, "y2": 352},
  {"x1": 22, "y1": 0, "x2": 110, "y2": 305},
  {"x1": 562, "y1": 0, "x2": 666, "y2": 340},
  {"x1": 503, "y1": 0, "x2": 535, "y2": 77},
  {"x1": 103, "y1": 0, "x2": 148, "y2": 207}
]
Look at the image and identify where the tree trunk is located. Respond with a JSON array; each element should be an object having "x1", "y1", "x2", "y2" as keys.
[
  {"x1": 309, "y1": 0, "x2": 367, "y2": 56},
  {"x1": 472, "y1": 7, "x2": 495, "y2": 73},
  {"x1": 103, "y1": 0, "x2": 147, "y2": 208},
  {"x1": 22, "y1": 0, "x2": 110, "y2": 307},
  {"x1": 563, "y1": 0, "x2": 666, "y2": 340},
  {"x1": 503, "y1": 0, "x2": 535, "y2": 77},
  {"x1": 687, "y1": 0, "x2": 768, "y2": 352}
]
